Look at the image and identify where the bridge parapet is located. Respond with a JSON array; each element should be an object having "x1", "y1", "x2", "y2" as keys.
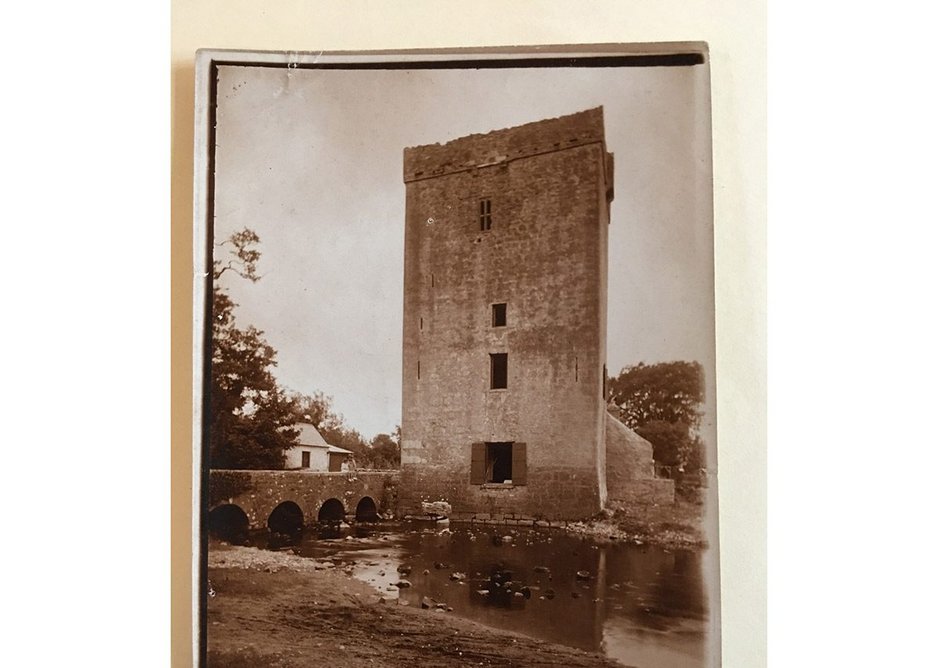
[{"x1": 208, "y1": 469, "x2": 400, "y2": 530}]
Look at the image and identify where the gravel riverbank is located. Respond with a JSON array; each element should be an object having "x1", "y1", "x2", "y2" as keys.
[{"x1": 207, "y1": 545, "x2": 628, "y2": 668}]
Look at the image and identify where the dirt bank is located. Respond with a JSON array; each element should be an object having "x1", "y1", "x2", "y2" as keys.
[
  {"x1": 565, "y1": 498, "x2": 708, "y2": 550},
  {"x1": 207, "y1": 545, "x2": 628, "y2": 668}
]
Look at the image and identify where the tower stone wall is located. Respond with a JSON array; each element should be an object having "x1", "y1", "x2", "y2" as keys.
[{"x1": 399, "y1": 108, "x2": 615, "y2": 521}]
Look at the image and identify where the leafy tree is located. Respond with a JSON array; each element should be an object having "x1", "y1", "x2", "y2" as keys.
[
  {"x1": 608, "y1": 361, "x2": 704, "y2": 430},
  {"x1": 608, "y1": 361, "x2": 705, "y2": 474},
  {"x1": 633, "y1": 420, "x2": 698, "y2": 469},
  {"x1": 209, "y1": 229, "x2": 299, "y2": 469},
  {"x1": 366, "y1": 429, "x2": 401, "y2": 470},
  {"x1": 291, "y1": 391, "x2": 345, "y2": 434}
]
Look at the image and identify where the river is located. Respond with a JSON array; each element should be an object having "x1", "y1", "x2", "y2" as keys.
[{"x1": 256, "y1": 522, "x2": 710, "y2": 668}]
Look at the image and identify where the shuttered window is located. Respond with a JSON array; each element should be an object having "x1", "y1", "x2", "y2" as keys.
[
  {"x1": 470, "y1": 442, "x2": 527, "y2": 486},
  {"x1": 470, "y1": 442, "x2": 486, "y2": 484},
  {"x1": 511, "y1": 442, "x2": 527, "y2": 485}
]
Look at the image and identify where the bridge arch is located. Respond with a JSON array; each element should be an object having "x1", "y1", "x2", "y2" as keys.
[
  {"x1": 267, "y1": 501, "x2": 304, "y2": 535},
  {"x1": 355, "y1": 496, "x2": 379, "y2": 522},
  {"x1": 208, "y1": 504, "x2": 249, "y2": 544},
  {"x1": 318, "y1": 498, "x2": 346, "y2": 523}
]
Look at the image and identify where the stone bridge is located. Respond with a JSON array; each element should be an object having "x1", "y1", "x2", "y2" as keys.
[{"x1": 207, "y1": 470, "x2": 400, "y2": 538}]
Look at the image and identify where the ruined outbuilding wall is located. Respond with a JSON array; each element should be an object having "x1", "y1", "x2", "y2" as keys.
[
  {"x1": 604, "y1": 413, "x2": 675, "y2": 506},
  {"x1": 400, "y1": 109, "x2": 614, "y2": 521}
]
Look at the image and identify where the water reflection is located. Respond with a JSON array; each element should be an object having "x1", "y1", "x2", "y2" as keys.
[{"x1": 254, "y1": 522, "x2": 708, "y2": 667}]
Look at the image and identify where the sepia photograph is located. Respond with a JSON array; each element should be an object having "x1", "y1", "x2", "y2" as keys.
[{"x1": 195, "y1": 45, "x2": 718, "y2": 667}]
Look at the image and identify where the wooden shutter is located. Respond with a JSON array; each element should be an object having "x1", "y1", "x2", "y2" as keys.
[
  {"x1": 512, "y1": 442, "x2": 527, "y2": 485},
  {"x1": 470, "y1": 442, "x2": 486, "y2": 484}
]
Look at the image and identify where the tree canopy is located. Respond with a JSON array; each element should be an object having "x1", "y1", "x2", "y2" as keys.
[
  {"x1": 608, "y1": 361, "x2": 705, "y2": 474},
  {"x1": 367, "y1": 427, "x2": 401, "y2": 470},
  {"x1": 208, "y1": 229, "x2": 299, "y2": 469},
  {"x1": 608, "y1": 361, "x2": 704, "y2": 430}
]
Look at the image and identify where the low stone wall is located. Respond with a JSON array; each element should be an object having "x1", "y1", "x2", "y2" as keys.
[
  {"x1": 606, "y1": 478, "x2": 675, "y2": 506},
  {"x1": 208, "y1": 470, "x2": 400, "y2": 530}
]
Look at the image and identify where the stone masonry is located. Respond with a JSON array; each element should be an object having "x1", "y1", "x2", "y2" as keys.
[
  {"x1": 208, "y1": 470, "x2": 399, "y2": 530},
  {"x1": 400, "y1": 108, "x2": 616, "y2": 521}
]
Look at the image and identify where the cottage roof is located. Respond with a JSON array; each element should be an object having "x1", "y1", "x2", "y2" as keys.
[
  {"x1": 295, "y1": 422, "x2": 330, "y2": 447},
  {"x1": 293, "y1": 423, "x2": 355, "y2": 456}
]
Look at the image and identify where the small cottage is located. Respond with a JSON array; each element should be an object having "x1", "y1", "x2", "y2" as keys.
[{"x1": 285, "y1": 423, "x2": 354, "y2": 472}]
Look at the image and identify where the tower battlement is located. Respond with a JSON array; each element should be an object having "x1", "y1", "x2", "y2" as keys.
[{"x1": 403, "y1": 107, "x2": 609, "y2": 184}]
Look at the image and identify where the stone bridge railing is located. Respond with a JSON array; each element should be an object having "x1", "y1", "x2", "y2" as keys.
[{"x1": 208, "y1": 469, "x2": 400, "y2": 530}]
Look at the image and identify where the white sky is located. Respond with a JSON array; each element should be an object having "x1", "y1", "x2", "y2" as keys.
[{"x1": 213, "y1": 63, "x2": 714, "y2": 439}]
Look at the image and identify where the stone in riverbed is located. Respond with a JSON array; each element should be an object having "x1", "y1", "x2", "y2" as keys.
[{"x1": 395, "y1": 580, "x2": 412, "y2": 588}]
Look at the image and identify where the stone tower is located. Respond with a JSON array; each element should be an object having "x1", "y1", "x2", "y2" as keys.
[{"x1": 399, "y1": 108, "x2": 617, "y2": 521}]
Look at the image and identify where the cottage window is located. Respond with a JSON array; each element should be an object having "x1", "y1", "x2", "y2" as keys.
[
  {"x1": 490, "y1": 352, "x2": 507, "y2": 389},
  {"x1": 470, "y1": 442, "x2": 527, "y2": 485},
  {"x1": 479, "y1": 198, "x2": 492, "y2": 231},
  {"x1": 492, "y1": 303, "x2": 507, "y2": 327},
  {"x1": 301, "y1": 451, "x2": 311, "y2": 468}
]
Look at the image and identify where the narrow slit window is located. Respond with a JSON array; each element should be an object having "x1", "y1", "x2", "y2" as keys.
[
  {"x1": 419, "y1": 316, "x2": 423, "y2": 330},
  {"x1": 492, "y1": 303, "x2": 507, "y2": 327},
  {"x1": 490, "y1": 353, "x2": 507, "y2": 389},
  {"x1": 575, "y1": 356, "x2": 579, "y2": 382},
  {"x1": 417, "y1": 360, "x2": 421, "y2": 380},
  {"x1": 479, "y1": 198, "x2": 492, "y2": 231}
]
